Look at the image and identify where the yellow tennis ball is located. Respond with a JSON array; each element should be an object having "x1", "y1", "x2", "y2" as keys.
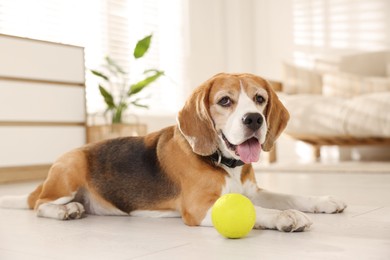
[{"x1": 211, "y1": 193, "x2": 256, "y2": 239}]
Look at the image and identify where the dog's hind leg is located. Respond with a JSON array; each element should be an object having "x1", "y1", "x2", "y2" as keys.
[
  {"x1": 0, "y1": 175, "x2": 85, "y2": 220},
  {"x1": 36, "y1": 201, "x2": 85, "y2": 220},
  {"x1": 29, "y1": 150, "x2": 88, "y2": 220}
]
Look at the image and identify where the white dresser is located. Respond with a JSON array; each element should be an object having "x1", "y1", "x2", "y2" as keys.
[{"x1": 0, "y1": 34, "x2": 86, "y2": 182}]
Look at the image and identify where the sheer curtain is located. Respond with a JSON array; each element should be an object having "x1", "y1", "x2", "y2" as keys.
[{"x1": 0, "y1": 0, "x2": 185, "y2": 115}]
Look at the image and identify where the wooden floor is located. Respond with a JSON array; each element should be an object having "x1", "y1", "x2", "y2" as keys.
[{"x1": 0, "y1": 169, "x2": 389, "y2": 260}]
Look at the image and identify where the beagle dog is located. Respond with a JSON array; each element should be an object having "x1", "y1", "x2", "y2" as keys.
[{"x1": 0, "y1": 73, "x2": 346, "y2": 232}]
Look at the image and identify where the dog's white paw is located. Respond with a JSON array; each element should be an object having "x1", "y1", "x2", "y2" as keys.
[
  {"x1": 65, "y1": 202, "x2": 85, "y2": 219},
  {"x1": 275, "y1": 209, "x2": 312, "y2": 232},
  {"x1": 312, "y1": 196, "x2": 347, "y2": 214},
  {"x1": 37, "y1": 202, "x2": 85, "y2": 220}
]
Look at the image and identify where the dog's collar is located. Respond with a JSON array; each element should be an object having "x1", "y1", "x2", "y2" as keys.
[{"x1": 208, "y1": 150, "x2": 245, "y2": 168}]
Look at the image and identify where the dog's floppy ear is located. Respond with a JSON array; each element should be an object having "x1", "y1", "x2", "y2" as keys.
[
  {"x1": 177, "y1": 79, "x2": 218, "y2": 156},
  {"x1": 262, "y1": 81, "x2": 290, "y2": 151}
]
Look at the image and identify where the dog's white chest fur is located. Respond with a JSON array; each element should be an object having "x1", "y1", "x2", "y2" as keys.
[{"x1": 221, "y1": 166, "x2": 257, "y2": 197}]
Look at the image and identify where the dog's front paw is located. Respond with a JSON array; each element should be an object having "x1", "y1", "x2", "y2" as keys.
[
  {"x1": 313, "y1": 196, "x2": 347, "y2": 214},
  {"x1": 275, "y1": 209, "x2": 312, "y2": 232}
]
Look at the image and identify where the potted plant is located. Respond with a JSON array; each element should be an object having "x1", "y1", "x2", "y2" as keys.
[{"x1": 87, "y1": 34, "x2": 164, "y2": 142}]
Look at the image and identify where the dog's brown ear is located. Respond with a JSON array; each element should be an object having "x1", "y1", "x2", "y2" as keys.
[
  {"x1": 177, "y1": 79, "x2": 219, "y2": 156},
  {"x1": 262, "y1": 81, "x2": 290, "y2": 151}
]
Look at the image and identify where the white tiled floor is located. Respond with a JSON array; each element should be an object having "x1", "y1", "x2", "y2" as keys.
[{"x1": 1, "y1": 171, "x2": 390, "y2": 260}]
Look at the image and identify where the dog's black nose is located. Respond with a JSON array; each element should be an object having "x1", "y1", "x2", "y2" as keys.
[{"x1": 242, "y1": 113, "x2": 263, "y2": 131}]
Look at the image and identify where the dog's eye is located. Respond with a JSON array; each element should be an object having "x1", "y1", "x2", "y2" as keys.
[
  {"x1": 218, "y1": 96, "x2": 232, "y2": 107},
  {"x1": 255, "y1": 94, "x2": 266, "y2": 105}
]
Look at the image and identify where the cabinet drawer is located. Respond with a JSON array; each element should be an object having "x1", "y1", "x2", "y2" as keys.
[
  {"x1": 0, "y1": 126, "x2": 85, "y2": 167},
  {"x1": 0, "y1": 80, "x2": 85, "y2": 122},
  {"x1": 0, "y1": 35, "x2": 84, "y2": 84}
]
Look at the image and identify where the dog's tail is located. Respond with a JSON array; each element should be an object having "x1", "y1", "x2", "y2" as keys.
[{"x1": 0, "y1": 195, "x2": 30, "y2": 209}]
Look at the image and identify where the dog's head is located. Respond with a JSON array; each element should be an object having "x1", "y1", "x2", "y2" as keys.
[{"x1": 178, "y1": 73, "x2": 289, "y2": 163}]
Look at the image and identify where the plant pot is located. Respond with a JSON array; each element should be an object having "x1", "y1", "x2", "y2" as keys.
[{"x1": 87, "y1": 123, "x2": 147, "y2": 143}]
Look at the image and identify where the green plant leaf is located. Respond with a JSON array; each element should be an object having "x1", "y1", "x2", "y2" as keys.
[
  {"x1": 128, "y1": 70, "x2": 164, "y2": 95},
  {"x1": 131, "y1": 100, "x2": 149, "y2": 109},
  {"x1": 99, "y1": 85, "x2": 115, "y2": 109},
  {"x1": 133, "y1": 34, "x2": 152, "y2": 59},
  {"x1": 105, "y1": 56, "x2": 126, "y2": 74},
  {"x1": 144, "y1": 69, "x2": 161, "y2": 74},
  {"x1": 91, "y1": 70, "x2": 109, "y2": 81}
]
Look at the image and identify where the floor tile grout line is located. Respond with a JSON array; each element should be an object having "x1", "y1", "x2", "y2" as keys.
[
  {"x1": 128, "y1": 242, "x2": 192, "y2": 260},
  {"x1": 351, "y1": 206, "x2": 385, "y2": 218}
]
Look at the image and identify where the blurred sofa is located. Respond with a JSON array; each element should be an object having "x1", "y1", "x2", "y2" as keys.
[{"x1": 278, "y1": 51, "x2": 390, "y2": 161}]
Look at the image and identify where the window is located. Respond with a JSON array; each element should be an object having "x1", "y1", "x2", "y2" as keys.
[
  {"x1": 292, "y1": 0, "x2": 390, "y2": 67},
  {"x1": 0, "y1": 0, "x2": 185, "y2": 116}
]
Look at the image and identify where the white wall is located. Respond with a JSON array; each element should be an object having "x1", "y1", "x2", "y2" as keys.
[
  {"x1": 185, "y1": 0, "x2": 294, "y2": 89},
  {"x1": 253, "y1": 0, "x2": 294, "y2": 80},
  {"x1": 185, "y1": 0, "x2": 226, "y2": 89}
]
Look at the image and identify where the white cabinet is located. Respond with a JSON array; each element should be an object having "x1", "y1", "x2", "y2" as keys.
[{"x1": 0, "y1": 34, "x2": 86, "y2": 182}]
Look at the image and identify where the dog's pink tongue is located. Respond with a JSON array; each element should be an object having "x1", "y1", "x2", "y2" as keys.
[{"x1": 236, "y1": 138, "x2": 261, "y2": 163}]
